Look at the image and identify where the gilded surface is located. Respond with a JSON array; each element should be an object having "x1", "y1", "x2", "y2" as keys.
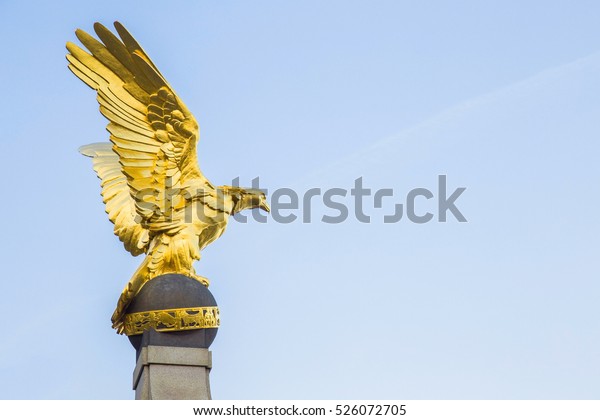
[
  {"x1": 67, "y1": 22, "x2": 270, "y2": 333},
  {"x1": 122, "y1": 307, "x2": 220, "y2": 336}
]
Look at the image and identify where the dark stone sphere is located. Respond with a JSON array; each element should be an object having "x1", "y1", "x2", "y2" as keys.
[{"x1": 126, "y1": 274, "x2": 218, "y2": 355}]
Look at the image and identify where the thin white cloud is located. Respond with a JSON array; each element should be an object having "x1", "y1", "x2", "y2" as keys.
[{"x1": 295, "y1": 50, "x2": 600, "y2": 187}]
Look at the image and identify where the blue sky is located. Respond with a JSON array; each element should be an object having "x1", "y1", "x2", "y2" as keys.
[{"x1": 0, "y1": 0, "x2": 599, "y2": 399}]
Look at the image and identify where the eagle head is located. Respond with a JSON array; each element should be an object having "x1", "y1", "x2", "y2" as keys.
[{"x1": 222, "y1": 186, "x2": 270, "y2": 214}]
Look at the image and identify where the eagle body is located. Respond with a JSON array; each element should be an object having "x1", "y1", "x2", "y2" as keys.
[{"x1": 68, "y1": 22, "x2": 269, "y2": 333}]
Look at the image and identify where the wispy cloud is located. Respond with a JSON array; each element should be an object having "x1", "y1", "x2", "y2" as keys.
[{"x1": 295, "y1": 50, "x2": 600, "y2": 187}]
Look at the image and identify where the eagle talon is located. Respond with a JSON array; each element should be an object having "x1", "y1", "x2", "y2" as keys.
[{"x1": 191, "y1": 274, "x2": 210, "y2": 287}]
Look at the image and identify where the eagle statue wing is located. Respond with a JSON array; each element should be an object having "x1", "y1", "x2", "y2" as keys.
[
  {"x1": 79, "y1": 142, "x2": 150, "y2": 256},
  {"x1": 67, "y1": 22, "x2": 214, "y2": 237}
]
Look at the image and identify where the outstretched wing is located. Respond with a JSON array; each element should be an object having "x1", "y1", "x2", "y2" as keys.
[
  {"x1": 67, "y1": 22, "x2": 214, "y2": 232},
  {"x1": 80, "y1": 143, "x2": 150, "y2": 256}
]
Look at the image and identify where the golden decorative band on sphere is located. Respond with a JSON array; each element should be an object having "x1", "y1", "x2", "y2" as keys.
[{"x1": 122, "y1": 306, "x2": 220, "y2": 336}]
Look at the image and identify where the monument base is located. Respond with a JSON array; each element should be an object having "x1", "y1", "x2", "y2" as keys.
[
  {"x1": 126, "y1": 275, "x2": 218, "y2": 400},
  {"x1": 133, "y1": 344, "x2": 212, "y2": 400}
]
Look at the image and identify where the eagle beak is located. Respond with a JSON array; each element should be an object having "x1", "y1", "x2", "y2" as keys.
[{"x1": 260, "y1": 200, "x2": 271, "y2": 213}]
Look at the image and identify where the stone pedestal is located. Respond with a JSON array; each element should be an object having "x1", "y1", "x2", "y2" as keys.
[
  {"x1": 133, "y1": 345, "x2": 212, "y2": 400},
  {"x1": 124, "y1": 274, "x2": 219, "y2": 400}
]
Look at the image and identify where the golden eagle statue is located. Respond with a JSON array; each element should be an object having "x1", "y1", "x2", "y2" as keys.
[{"x1": 66, "y1": 22, "x2": 270, "y2": 333}]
